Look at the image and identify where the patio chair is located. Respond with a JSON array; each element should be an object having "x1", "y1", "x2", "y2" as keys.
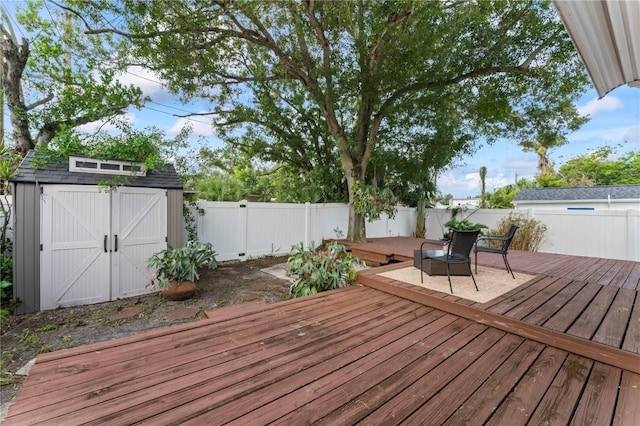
[
  {"x1": 474, "y1": 224, "x2": 518, "y2": 279},
  {"x1": 420, "y1": 229, "x2": 480, "y2": 294}
]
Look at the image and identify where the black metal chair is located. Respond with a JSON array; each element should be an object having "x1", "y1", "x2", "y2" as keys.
[
  {"x1": 474, "y1": 224, "x2": 518, "y2": 279},
  {"x1": 420, "y1": 229, "x2": 480, "y2": 294}
]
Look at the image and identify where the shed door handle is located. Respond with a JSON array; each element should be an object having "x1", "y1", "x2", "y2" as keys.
[
  {"x1": 114, "y1": 235, "x2": 118, "y2": 252},
  {"x1": 104, "y1": 235, "x2": 108, "y2": 253}
]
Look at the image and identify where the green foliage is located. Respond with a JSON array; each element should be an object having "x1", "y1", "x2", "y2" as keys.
[
  {"x1": 183, "y1": 196, "x2": 205, "y2": 243},
  {"x1": 287, "y1": 242, "x2": 364, "y2": 298},
  {"x1": 352, "y1": 182, "x2": 398, "y2": 221},
  {"x1": 493, "y1": 214, "x2": 547, "y2": 252},
  {"x1": 4, "y1": 2, "x2": 146, "y2": 154},
  {"x1": 0, "y1": 280, "x2": 12, "y2": 320},
  {"x1": 72, "y1": 0, "x2": 589, "y2": 241},
  {"x1": 479, "y1": 166, "x2": 488, "y2": 208},
  {"x1": 487, "y1": 146, "x2": 639, "y2": 208},
  {"x1": 0, "y1": 255, "x2": 12, "y2": 281},
  {"x1": 557, "y1": 146, "x2": 640, "y2": 186},
  {"x1": 443, "y1": 206, "x2": 487, "y2": 240},
  {"x1": 193, "y1": 144, "x2": 348, "y2": 204},
  {"x1": 147, "y1": 241, "x2": 218, "y2": 289},
  {"x1": 0, "y1": 142, "x2": 19, "y2": 262},
  {"x1": 487, "y1": 178, "x2": 539, "y2": 208},
  {"x1": 196, "y1": 173, "x2": 248, "y2": 202},
  {"x1": 436, "y1": 194, "x2": 453, "y2": 206},
  {"x1": 31, "y1": 124, "x2": 181, "y2": 173}
]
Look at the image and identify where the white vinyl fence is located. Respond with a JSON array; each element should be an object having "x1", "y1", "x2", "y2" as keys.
[
  {"x1": 422, "y1": 207, "x2": 639, "y2": 262},
  {"x1": 196, "y1": 201, "x2": 416, "y2": 262},
  {"x1": 194, "y1": 201, "x2": 640, "y2": 262}
]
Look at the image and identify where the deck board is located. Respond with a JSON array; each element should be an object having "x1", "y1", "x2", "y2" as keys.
[{"x1": 3, "y1": 237, "x2": 639, "y2": 425}]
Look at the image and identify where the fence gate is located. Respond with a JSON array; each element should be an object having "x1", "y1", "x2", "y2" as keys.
[{"x1": 40, "y1": 185, "x2": 167, "y2": 310}]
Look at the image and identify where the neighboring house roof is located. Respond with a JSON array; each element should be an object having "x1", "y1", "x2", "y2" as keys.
[
  {"x1": 514, "y1": 185, "x2": 640, "y2": 202},
  {"x1": 10, "y1": 150, "x2": 183, "y2": 189}
]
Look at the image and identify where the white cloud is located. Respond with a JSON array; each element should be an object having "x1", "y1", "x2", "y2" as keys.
[
  {"x1": 117, "y1": 66, "x2": 172, "y2": 101},
  {"x1": 565, "y1": 125, "x2": 640, "y2": 149},
  {"x1": 167, "y1": 115, "x2": 216, "y2": 137},
  {"x1": 577, "y1": 96, "x2": 623, "y2": 117},
  {"x1": 76, "y1": 112, "x2": 136, "y2": 135}
]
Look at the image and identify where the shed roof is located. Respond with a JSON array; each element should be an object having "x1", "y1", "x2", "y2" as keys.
[
  {"x1": 11, "y1": 151, "x2": 183, "y2": 189},
  {"x1": 514, "y1": 185, "x2": 640, "y2": 202}
]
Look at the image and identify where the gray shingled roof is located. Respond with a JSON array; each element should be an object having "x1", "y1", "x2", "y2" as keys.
[
  {"x1": 514, "y1": 185, "x2": 640, "y2": 201},
  {"x1": 10, "y1": 151, "x2": 183, "y2": 189}
]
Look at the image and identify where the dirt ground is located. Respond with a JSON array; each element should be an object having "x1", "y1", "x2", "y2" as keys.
[{"x1": 0, "y1": 255, "x2": 292, "y2": 413}]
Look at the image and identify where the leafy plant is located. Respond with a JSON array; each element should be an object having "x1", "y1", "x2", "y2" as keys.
[
  {"x1": 0, "y1": 280, "x2": 13, "y2": 320},
  {"x1": 147, "y1": 241, "x2": 218, "y2": 289},
  {"x1": 352, "y1": 182, "x2": 398, "y2": 222},
  {"x1": 287, "y1": 242, "x2": 364, "y2": 298},
  {"x1": 0, "y1": 254, "x2": 12, "y2": 281},
  {"x1": 183, "y1": 196, "x2": 205, "y2": 243},
  {"x1": 443, "y1": 206, "x2": 487, "y2": 240},
  {"x1": 493, "y1": 214, "x2": 547, "y2": 252}
]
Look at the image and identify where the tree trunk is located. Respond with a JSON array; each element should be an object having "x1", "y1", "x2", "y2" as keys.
[
  {"x1": 345, "y1": 174, "x2": 367, "y2": 243},
  {"x1": 1, "y1": 37, "x2": 34, "y2": 155}
]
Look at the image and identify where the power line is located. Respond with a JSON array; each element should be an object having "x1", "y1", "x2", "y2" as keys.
[
  {"x1": 142, "y1": 105, "x2": 212, "y2": 126},
  {"x1": 123, "y1": 71, "x2": 216, "y2": 119}
]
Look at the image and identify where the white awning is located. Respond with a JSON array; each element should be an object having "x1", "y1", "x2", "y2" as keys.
[{"x1": 553, "y1": 0, "x2": 640, "y2": 98}]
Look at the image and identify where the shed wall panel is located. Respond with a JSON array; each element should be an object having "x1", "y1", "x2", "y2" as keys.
[
  {"x1": 167, "y1": 189, "x2": 183, "y2": 247},
  {"x1": 12, "y1": 183, "x2": 40, "y2": 314}
]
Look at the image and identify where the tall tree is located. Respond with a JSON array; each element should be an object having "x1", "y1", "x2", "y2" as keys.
[
  {"x1": 518, "y1": 99, "x2": 588, "y2": 175},
  {"x1": 0, "y1": 2, "x2": 145, "y2": 155},
  {"x1": 479, "y1": 166, "x2": 487, "y2": 208},
  {"x1": 72, "y1": 0, "x2": 589, "y2": 242}
]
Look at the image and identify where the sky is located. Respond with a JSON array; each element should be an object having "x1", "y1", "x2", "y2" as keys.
[
  {"x1": 439, "y1": 85, "x2": 640, "y2": 198},
  {"x1": 3, "y1": 2, "x2": 640, "y2": 199}
]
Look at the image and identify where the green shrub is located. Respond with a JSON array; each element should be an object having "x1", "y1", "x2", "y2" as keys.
[
  {"x1": 443, "y1": 206, "x2": 487, "y2": 241},
  {"x1": 492, "y1": 213, "x2": 547, "y2": 252},
  {"x1": 287, "y1": 242, "x2": 364, "y2": 298},
  {"x1": 0, "y1": 280, "x2": 12, "y2": 320},
  {"x1": 0, "y1": 254, "x2": 12, "y2": 281},
  {"x1": 352, "y1": 182, "x2": 398, "y2": 221}
]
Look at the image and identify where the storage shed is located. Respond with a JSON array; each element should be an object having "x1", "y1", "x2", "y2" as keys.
[
  {"x1": 513, "y1": 185, "x2": 640, "y2": 211},
  {"x1": 10, "y1": 151, "x2": 184, "y2": 314}
]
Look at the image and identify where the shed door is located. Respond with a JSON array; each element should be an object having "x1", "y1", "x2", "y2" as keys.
[
  {"x1": 40, "y1": 185, "x2": 166, "y2": 310},
  {"x1": 40, "y1": 186, "x2": 111, "y2": 310},
  {"x1": 111, "y1": 187, "x2": 167, "y2": 298}
]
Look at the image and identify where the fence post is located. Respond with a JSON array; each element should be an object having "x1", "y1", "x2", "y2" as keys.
[
  {"x1": 628, "y1": 209, "x2": 639, "y2": 261},
  {"x1": 304, "y1": 202, "x2": 311, "y2": 249},
  {"x1": 238, "y1": 200, "x2": 248, "y2": 261}
]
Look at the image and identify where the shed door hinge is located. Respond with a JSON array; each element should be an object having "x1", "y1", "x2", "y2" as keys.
[
  {"x1": 239, "y1": 252, "x2": 246, "y2": 257},
  {"x1": 40, "y1": 186, "x2": 43, "y2": 194},
  {"x1": 40, "y1": 244, "x2": 43, "y2": 251}
]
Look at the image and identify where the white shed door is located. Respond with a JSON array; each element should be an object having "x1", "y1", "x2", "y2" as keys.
[
  {"x1": 40, "y1": 185, "x2": 166, "y2": 310},
  {"x1": 111, "y1": 187, "x2": 167, "y2": 299}
]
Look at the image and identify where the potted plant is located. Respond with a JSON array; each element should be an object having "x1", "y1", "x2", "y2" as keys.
[
  {"x1": 147, "y1": 240, "x2": 218, "y2": 300},
  {"x1": 442, "y1": 206, "x2": 487, "y2": 242}
]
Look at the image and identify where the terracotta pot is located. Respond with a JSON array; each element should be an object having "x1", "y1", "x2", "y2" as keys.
[{"x1": 163, "y1": 280, "x2": 196, "y2": 301}]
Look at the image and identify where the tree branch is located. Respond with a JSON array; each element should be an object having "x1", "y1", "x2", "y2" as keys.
[{"x1": 25, "y1": 94, "x2": 54, "y2": 111}]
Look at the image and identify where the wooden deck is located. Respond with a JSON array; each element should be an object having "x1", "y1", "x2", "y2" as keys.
[{"x1": 3, "y1": 238, "x2": 639, "y2": 425}]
